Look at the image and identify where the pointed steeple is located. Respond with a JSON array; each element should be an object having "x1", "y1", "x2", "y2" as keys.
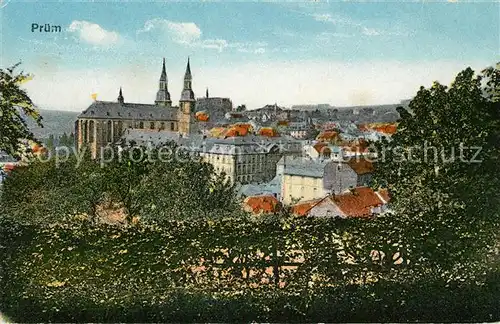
[
  {"x1": 160, "y1": 57, "x2": 167, "y2": 81},
  {"x1": 180, "y1": 57, "x2": 195, "y2": 102},
  {"x1": 155, "y1": 58, "x2": 171, "y2": 107},
  {"x1": 206, "y1": 87, "x2": 209, "y2": 98},
  {"x1": 184, "y1": 57, "x2": 192, "y2": 80},
  {"x1": 117, "y1": 87, "x2": 124, "y2": 104}
]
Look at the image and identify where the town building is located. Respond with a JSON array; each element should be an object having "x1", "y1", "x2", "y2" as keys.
[
  {"x1": 121, "y1": 130, "x2": 302, "y2": 185},
  {"x1": 278, "y1": 156, "x2": 374, "y2": 205},
  {"x1": 291, "y1": 186, "x2": 390, "y2": 218},
  {"x1": 75, "y1": 58, "x2": 198, "y2": 157}
]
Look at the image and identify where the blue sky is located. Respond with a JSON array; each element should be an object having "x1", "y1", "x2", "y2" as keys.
[{"x1": 1, "y1": 1, "x2": 498, "y2": 111}]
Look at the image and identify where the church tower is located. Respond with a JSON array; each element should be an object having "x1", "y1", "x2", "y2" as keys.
[
  {"x1": 178, "y1": 57, "x2": 196, "y2": 136},
  {"x1": 117, "y1": 87, "x2": 124, "y2": 104},
  {"x1": 155, "y1": 58, "x2": 172, "y2": 107}
]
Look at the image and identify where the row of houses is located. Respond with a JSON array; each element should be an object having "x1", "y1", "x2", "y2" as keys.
[{"x1": 243, "y1": 186, "x2": 390, "y2": 218}]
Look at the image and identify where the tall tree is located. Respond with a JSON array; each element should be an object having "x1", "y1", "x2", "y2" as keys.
[
  {"x1": 373, "y1": 64, "x2": 500, "y2": 276},
  {"x1": 0, "y1": 63, "x2": 43, "y2": 157}
]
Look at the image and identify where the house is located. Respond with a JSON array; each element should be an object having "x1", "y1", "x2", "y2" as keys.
[
  {"x1": 278, "y1": 156, "x2": 375, "y2": 205},
  {"x1": 122, "y1": 130, "x2": 302, "y2": 185},
  {"x1": 243, "y1": 195, "x2": 281, "y2": 215},
  {"x1": 303, "y1": 142, "x2": 342, "y2": 160},
  {"x1": 291, "y1": 186, "x2": 390, "y2": 218}
]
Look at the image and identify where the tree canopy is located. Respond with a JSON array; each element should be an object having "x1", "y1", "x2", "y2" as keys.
[
  {"x1": 373, "y1": 63, "x2": 500, "y2": 275},
  {"x1": 0, "y1": 63, "x2": 43, "y2": 157}
]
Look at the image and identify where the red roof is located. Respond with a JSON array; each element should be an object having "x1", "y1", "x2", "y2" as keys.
[
  {"x1": 244, "y1": 195, "x2": 280, "y2": 214},
  {"x1": 195, "y1": 111, "x2": 209, "y2": 122},
  {"x1": 347, "y1": 157, "x2": 374, "y2": 175},
  {"x1": 358, "y1": 123, "x2": 397, "y2": 134},
  {"x1": 316, "y1": 131, "x2": 338, "y2": 141},
  {"x1": 312, "y1": 142, "x2": 329, "y2": 154},
  {"x1": 224, "y1": 125, "x2": 249, "y2": 137},
  {"x1": 291, "y1": 199, "x2": 322, "y2": 216},
  {"x1": 259, "y1": 127, "x2": 279, "y2": 137},
  {"x1": 332, "y1": 187, "x2": 384, "y2": 218}
]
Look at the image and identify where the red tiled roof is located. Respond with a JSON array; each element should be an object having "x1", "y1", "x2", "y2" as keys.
[
  {"x1": 224, "y1": 125, "x2": 249, "y2": 137},
  {"x1": 316, "y1": 131, "x2": 338, "y2": 141},
  {"x1": 195, "y1": 111, "x2": 209, "y2": 122},
  {"x1": 358, "y1": 123, "x2": 397, "y2": 134},
  {"x1": 332, "y1": 187, "x2": 383, "y2": 218},
  {"x1": 259, "y1": 127, "x2": 279, "y2": 137},
  {"x1": 312, "y1": 142, "x2": 332, "y2": 156},
  {"x1": 291, "y1": 198, "x2": 322, "y2": 216},
  {"x1": 244, "y1": 195, "x2": 280, "y2": 214},
  {"x1": 347, "y1": 157, "x2": 374, "y2": 175}
]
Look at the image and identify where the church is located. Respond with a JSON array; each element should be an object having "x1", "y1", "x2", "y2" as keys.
[{"x1": 75, "y1": 58, "x2": 198, "y2": 157}]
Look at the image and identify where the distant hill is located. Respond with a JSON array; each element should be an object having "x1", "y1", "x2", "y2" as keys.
[{"x1": 27, "y1": 109, "x2": 79, "y2": 140}]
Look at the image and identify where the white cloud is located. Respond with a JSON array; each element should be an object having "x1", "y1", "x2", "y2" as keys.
[
  {"x1": 67, "y1": 20, "x2": 120, "y2": 46},
  {"x1": 140, "y1": 19, "x2": 202, "y2": 44},
  {"x1": 312, "y1": 13, "x2": 408, "y2": 37},
  {"x1": 312, "y1": 13, "x2": 361, "y2": 27},
  {"x1": 138, "y1": 19, "x2": 265, "y2": 53},
  {"x1": 362, "y1": 27, "x2": 381, "y2": 36},
  {"x1": 24, "y1": 60, "x2": 491, "y2": 111}
]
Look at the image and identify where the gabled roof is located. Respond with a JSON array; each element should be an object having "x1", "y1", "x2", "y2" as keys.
[
  {"x1": 312, "y1": 142, "x2": 331, "y2": 154},
  {"x1": 331, "y1": 187, "x2": 384, "y2": 218},
  {"x1": 243, "y1": 195, "x2": 280, "y2": 214},
  {"x1": 78, "y1": 101, "x2": 178, "y2": 121},
  {"x1": 291, "y1": 198, "x2": 323, "y2": 216}
]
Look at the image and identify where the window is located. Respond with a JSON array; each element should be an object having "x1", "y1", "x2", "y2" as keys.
[
  {"x1": 171, "y1": 122, "x2": 175, "y2": 131},
  {"x1": 107, "y1": 121, "x2": 112, "y2": 143},
  {"x1": 139, "y1": 122, "x2": 144, "y2": 129},
  {"x1": 150, "y1": 122, "x2": 155, "y2": 129},
  {"x1": 82, "y1": 120, "x2": 88, "y2": 143},
  {"x1": 88, "y1": 121, "x2": 95, "y2": 142}
]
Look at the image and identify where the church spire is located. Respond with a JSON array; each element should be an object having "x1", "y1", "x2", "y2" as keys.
[
  {"x1": 155, "y1": 58, "x2": 171, "y2": 107},
  {"x1": 117, "y1": 87, "x2": 124, "y2": 104},
  {"x1": 184, "y1": 57, "x2": 192, "y2": 80},
  {"x1": 206, "y1": 87, "x2": 209, "y2": 98},
  {"x1": 160, "y1": 57, "x2": 167, "y2": 81},
  {"x1": 180, "y1": 57, "x2": 195, "y2": 102}
]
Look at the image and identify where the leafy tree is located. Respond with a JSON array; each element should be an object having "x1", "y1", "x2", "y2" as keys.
[
  {"x1": 59, "y1": 132, "x2": 69, "y2": 147},
  {"x1": 0, "y1": 63, "x2": 43, "y2": 157},
  {"x1": 1, "y1": 141, "x2": 240, "y2": 225},
  {"x1": 46, "y1": 134, "x2": 55, "y2": 150},
  {"x1": 68, "y1": 132, "x2": 75, "y2": 147},
  {"x1": 373, "y1": 64, "x2": 500, "y2": 276},
  {"x1": 0, "y1": 150, "x2": 106, "y2": 225}
]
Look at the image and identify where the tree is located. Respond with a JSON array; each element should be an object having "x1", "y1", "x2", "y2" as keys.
[
  {"x1": 236, "y1": 104, "x2": 247, "y2": 112},
  {"x1": 46, "y1": 134, "x2": 55, "y2": 150},
  {"x1": 0, "y1": 63, "x2": 43, "y2": 157},
  {"x1": 68, "y1": 132, "x2": 75, "y2": 148},
  {"x1": 59, "y1": 132, "x2": 69, "y2": 147},
  {"x1": 0, "y1": 150, "x2": 106, "y2": 225},
  {"x1": 373, "y1": 64, "x2": 500, "y2": 276}
]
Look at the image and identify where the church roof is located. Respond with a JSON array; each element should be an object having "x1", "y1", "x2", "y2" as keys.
[{"x1": 78, "y1": 101, "x2": 178, "y2": 121}]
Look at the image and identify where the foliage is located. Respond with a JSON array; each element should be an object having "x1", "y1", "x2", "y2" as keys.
[
  {"x1": 0, "y1": 142, "x2": 240, "y2": 224},
  {"x1": 1, "y1": 215, "x2": 499, "y2": 322},
  {"x1": 0, "y1": 63, "x2": 43, "y2": 157},
  {"x1": 373, "y1": 64, "x2": 500, "y2": 274}
]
